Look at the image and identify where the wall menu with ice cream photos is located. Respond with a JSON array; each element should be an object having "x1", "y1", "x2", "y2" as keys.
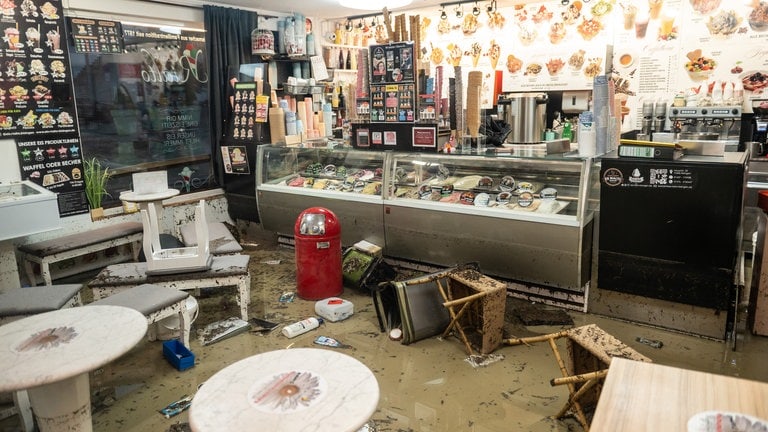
[{"x1": 1, "y1": 0, "x2": 88, "y2": 216}]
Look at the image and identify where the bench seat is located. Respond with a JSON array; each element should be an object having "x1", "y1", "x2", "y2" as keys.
[
  {"x1": 19, "y1": 222, "x2": 143, "y2": 286},
  {"x1": 89, "y1": 284, "x2": 192, "y2": 348},
  {"x1": 88, "y1": 254, "x2": 251, "y2": 321}
]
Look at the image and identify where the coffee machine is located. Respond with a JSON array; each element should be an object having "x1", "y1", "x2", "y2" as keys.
[
  {"x1": 749, "y1": 99, "x2": 768, "y2": 152},
  {"x1": 667, "y1": 105, "x2": 742, "y2": 155}
]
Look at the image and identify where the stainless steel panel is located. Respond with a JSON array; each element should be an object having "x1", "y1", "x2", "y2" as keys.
[
  {"x1": 257, "y1": 190, "x2": 385, "y2": 247},
  {"x1": 383, "y1": 204, "x2": 592, "y2": 291}
]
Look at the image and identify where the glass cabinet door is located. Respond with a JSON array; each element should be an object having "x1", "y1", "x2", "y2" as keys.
[
  {"x1": 386, "y1": 153, "x2": 596, "y2": 225},
  {"x1": 257, "y1": 146, "x2": 386, "y2": 198}
]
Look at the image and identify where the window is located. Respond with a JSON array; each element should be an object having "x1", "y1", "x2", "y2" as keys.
[{"x1": 69, "y1": 23, "x2": 212, "y2": 207}]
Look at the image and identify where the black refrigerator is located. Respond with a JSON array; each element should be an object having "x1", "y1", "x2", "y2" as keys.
[{"x1": 598, "y1": 152, "x2": 747, "y2": 313}]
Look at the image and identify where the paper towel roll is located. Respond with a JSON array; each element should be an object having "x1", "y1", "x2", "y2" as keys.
[{"x1": 578, "y1": 129, "x2": 597, "y2": 156}]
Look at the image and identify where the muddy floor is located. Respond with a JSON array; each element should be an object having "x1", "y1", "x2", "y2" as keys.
[{"x1": 2, "y1": 235, "x2": 768, "y2": 432}]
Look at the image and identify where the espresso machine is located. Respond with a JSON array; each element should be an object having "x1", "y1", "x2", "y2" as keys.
[{"x1": 668, "y1": 105, "x2": 742, "y2": 155}]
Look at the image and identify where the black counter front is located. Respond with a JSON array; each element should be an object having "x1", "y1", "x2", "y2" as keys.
[{"x1": 596, "y1": 151, "x2": 746, "y2": 337}]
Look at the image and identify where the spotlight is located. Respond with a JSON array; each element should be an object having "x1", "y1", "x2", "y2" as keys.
[
  {"x1": 472, "y1": 2, "x2": 480, "y2": 16},
  {"x1": 345, "y1": 20, "x2": 353, "y2": 31},
  {"x1": 486, "y1": 0, "x2": 496, "y2": 12},
  {"x1": 455, "y1": 5, "x2": 463, "y2": 18},
  {"x1": 440, "y1": 7, "x2": 447, "y2": 20},
  {"x1": 357, "y1": 19, "x2": 364, "y2": 29},
  {"x1": 561, "y1": 0, "x2": 570, "y2": 4}
]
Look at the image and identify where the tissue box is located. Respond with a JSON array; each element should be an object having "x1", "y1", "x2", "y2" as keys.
[
  {"x1": 315, "y1": 297, "x2": 354, "y2": 322},
  {"x1": 162, "y1": 340, "x2": 195, "y2": 371}
]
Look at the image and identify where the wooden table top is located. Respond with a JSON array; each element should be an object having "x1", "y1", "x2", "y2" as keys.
[{"x1": 591, "y1": 357, "x2": 768, "y2": 431}]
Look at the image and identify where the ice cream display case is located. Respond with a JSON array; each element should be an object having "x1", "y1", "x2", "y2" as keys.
[
  {"x1": 256, "y1": 145, "x2": 387, "y2": 246},
  {"x1": 256, "y1": 145, "x2": 599, "y2": 295},
  {"x1": 383, "y1": 153, "x2": 599, "y2": 293}
]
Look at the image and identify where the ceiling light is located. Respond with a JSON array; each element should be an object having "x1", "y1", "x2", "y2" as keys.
[
  {"x1": 472, "y1": 2, "x2": 480, "y2": 16},
  {"x1": 455, "y1": 5, "x2": 463, "y2": 17},
  {"x1": 440, "y1": 6, "x2": 447, "y2": 19},
  {"x1": 338, "y1": 0, "x2": 413, "y2": 10}
]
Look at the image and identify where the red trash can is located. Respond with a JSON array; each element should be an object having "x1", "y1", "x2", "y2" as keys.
[{"x1": 294, "y1": 207, "x2": 343, "y2": 300}]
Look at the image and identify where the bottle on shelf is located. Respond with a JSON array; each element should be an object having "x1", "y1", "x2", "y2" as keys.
[
  {"x1": 337, "y1": 85, "x2": 346, "y2": 128},
  {"x1": 338, "y1": 49, "x2": 345, "y2": 70},
  {"x1": 345, "y1": 49, "x2": 352, "y2": 70}
]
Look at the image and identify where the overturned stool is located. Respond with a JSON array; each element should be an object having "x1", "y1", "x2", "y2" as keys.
[
  {"x1": 89, "y1": 283, "x2": 192, "y2": 348},
  {"x1": 437, "y1": 268, "x2": 507, "y2": 356},
  {"x1": 505, "y1": 324, "x2": 651, "y2": 431},
  {"x1": 180, "y1": 221, "x2": 242, "y2": 255}
]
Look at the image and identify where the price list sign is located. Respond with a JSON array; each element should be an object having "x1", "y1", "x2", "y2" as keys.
[
  {"x1": 2, "y1": 0, "x2": 88, "y2": 216},
  {"x1": 68, "y1": 17, "x2": 123, "y2": 53}
]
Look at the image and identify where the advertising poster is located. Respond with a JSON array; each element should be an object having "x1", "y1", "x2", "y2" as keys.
[
  {"x1": 2, "y1": 0, "x2": 88, "y2": 216},
  {"x1": 220, "y1": 145, "x2": 250, "y2": 175}
]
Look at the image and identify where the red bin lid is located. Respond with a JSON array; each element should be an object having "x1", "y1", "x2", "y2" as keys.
[{"x1": 295, "y1": 207, "x2": 341, "y2": 236}]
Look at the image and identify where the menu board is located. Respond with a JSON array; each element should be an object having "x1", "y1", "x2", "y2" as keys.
[
  {"x1": 419, "y1": 0, "x2": 768, "y2": 132},
  {"x1": 370, "y1": 83, "x2": 415, "y2": 123},
  {"x1": 369, "y1": 42, "x2": 415, "y2": 123},
  {"x1": 68, "y1": 17, "x2": 123, "y2": 53},
  {"x1": 1, "y1": 0, "x2": 88, "y2": 216}
]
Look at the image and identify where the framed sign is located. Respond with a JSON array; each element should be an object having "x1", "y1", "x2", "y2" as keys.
[{"x1": 412, "y1": 126, "x2": 437, "y2": 148}]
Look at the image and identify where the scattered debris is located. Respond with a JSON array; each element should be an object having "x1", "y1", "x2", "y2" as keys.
[
  {"x1": 249, "y1": 317, "x2": 279, "y2": 333},
  {"x1": 279, "y1": 291, "x2": 296, "y2": 303},
  {"x1": 261, "y1": 259, "x2": 281, "y2": 265},
  {"x1": 166, "y1": 422, "x2": 192, "y2": 432},
  {"x1": 314, "y1": 335, "x2": 352, "y2": 349},
  {"x1": 198, "y1": 317, "x2": 250, "y2": 346},
  {"x1": 159, "y1": 395, "x2": 193, "y2": 418},
  {"x1": 636, "y1": 336, "x2": 664, "y2": 349},
  {"x1": 465, "y1": 353, "x2": 505, "y2": 368}
]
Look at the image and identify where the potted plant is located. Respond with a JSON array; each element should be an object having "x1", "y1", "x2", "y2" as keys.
[{"x1": 83, "y1": 157, "x2": 112, "y2": 220}]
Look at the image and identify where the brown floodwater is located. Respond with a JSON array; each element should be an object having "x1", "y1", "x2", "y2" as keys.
[{"x1": 2, "y1": 232, "x2": 767, "y2": 432}]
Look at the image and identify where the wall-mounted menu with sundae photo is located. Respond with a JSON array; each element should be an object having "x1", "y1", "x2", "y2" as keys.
[{"x1": 2, "y1": 0, "x2": 88, "y2": 216}]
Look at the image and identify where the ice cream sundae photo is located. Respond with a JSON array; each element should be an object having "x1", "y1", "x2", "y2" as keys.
[
  {"x1": 20, "y1": 0, "x2": 37, "y2": 17},
  {"x1": 0, "y1": 0, "x2": 15, "y2": 17},
  {"x1": 4, "y1": 27, "x2": 21, "y2": 50},
  {"x1": 25, "y1": 26, "x2": 40, "y2": 51}
]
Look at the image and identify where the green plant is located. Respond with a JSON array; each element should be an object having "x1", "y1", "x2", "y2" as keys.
[{"x1": 83, "y1": 157, "x2": 112, "y2": 209}]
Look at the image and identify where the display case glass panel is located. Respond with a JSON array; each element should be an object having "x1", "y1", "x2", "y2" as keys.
[
  {"x1": 257, "y1": 145, "x2": 387, "y2": 202},
  {"x1": 385, "y1": 152, "x2": 598, "y2": 226}
]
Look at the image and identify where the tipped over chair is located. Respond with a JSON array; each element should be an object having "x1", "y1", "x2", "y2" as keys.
[{"x1": 505, "y1": 324, "x2": 652, "y2": 431}]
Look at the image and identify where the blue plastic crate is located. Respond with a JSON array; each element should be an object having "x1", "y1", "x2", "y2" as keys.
[{"x1": 162, "y1": 340, "x2": 195, "y2": 371}]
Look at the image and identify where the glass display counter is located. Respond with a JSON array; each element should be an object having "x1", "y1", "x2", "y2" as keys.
[
  {"x1": 256, "y1": 145, "x2": 599, "y2": 293},
  {"x1": 256, "y1": 145, "x2": 387, "y2": 246},
  {"x1": 383, "y1": 152, "x2": 599, "y2": 292}
]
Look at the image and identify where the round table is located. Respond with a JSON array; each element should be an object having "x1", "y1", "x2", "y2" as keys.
[
  {"x1": 0, "y1": 305, "x2": 147, "y2": 432},
  {"x1": 189, "y1": 348, "x2": 380, "y2": 432}
]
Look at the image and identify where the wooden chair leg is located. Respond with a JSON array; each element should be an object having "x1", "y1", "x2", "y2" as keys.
[
  {"x1": 436, "y1": 279, "x2": 475, "y2": 356},
  {"x1": 547, "y1": 337, "x2": 590, "y2": 431}
]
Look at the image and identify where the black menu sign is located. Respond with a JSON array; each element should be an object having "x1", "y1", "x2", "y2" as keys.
[
  {"x1": 2, "y1": 0, "x2": 88, "y2": 216},
  {"x1": 68, "y1": 17, "x2": 122, "y2": 53}
]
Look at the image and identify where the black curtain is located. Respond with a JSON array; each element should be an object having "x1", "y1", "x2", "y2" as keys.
[{"x1": 204, "y1": 5, "x2": 258, "y2": 186}]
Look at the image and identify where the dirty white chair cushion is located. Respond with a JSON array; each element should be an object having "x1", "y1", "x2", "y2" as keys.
[{"x1": 180, "y1": 222, "x2": 242, "y2": 254}]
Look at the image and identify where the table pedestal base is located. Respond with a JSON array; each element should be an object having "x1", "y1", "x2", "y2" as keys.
[{"x1": 28, "y1": 373, "x2": 91, "y2": 432}]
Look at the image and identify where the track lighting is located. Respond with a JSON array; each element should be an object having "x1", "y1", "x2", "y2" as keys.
[
  {"x1": 357, "y1": 19, "x2": 364, "y2": 28},
  {"x1": 486, "y1": 0, "x2": 496, "y2": 13},
  {"x1": 561, "y1": 0, "x2": 570, "y2": 5},
  {"x1": 440, "y1": 6, "x2": 447, "y2": 20},
  {"x1": 472, "y1": 1, "x2": 480, "y2": 16},
  {"x1": 455, "y1": 4, "x2": 463, "y2": 18}
]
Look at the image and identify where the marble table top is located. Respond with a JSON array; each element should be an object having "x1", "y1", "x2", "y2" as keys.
[
  {"x1": 0, "y1": 305, "x2": 147, "y2": 392},
  {"x1": 120, "y1": 189, "x2": 179, "y2": 203},
  {"x1": 189, "y1": 348, "x2": 380, "y2": 432}
]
